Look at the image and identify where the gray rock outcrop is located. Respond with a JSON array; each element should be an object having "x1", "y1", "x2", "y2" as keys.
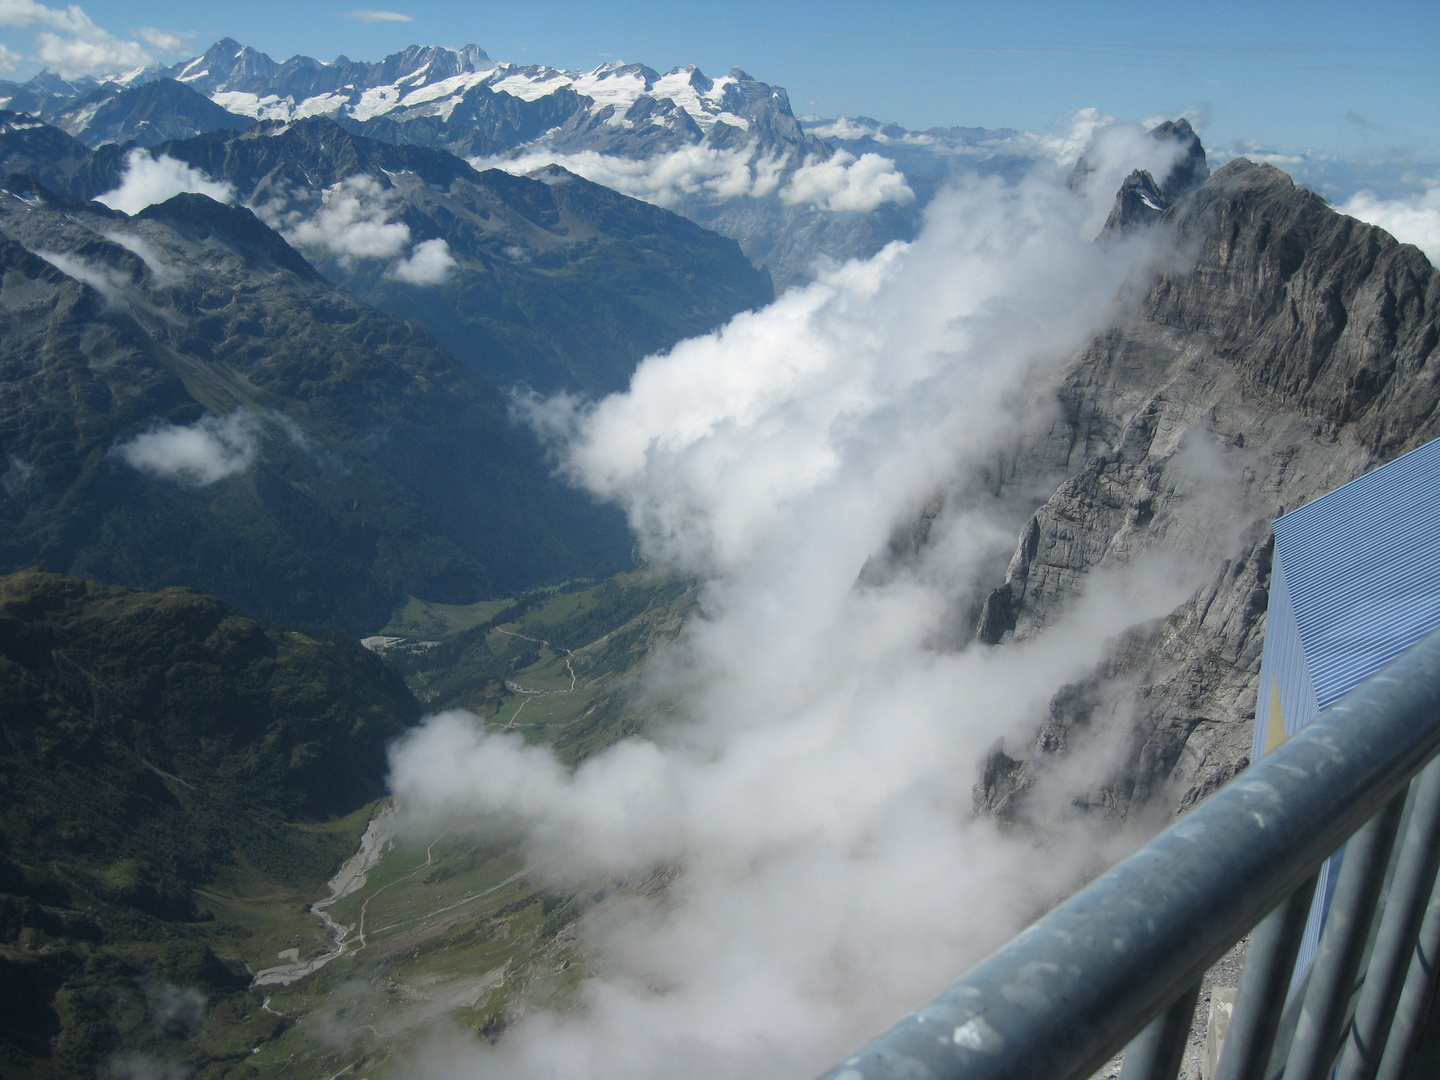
[{"x1": 971, "y1": 159, "x2": 1439, "y2": 822}]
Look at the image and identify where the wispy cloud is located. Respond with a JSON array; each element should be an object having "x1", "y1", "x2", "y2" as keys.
[
  {"x1": 133, "y1": 26, "x2": 190, "y2": 53},
  {"x1": 103, "y1": 230, "x2": 186, "y2": 288},
  {"x1": 34, "y1": 248, "x2": 133, "y2": 306},
  {"x1": 340, "y1": 9, "x2": 414, "y2": 22}
]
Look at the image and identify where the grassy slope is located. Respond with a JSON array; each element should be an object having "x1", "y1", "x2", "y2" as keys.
[
  {"x1": 0, "y1": 565, "x2": 693, "y2": 1078},
  {"x1": 396, "y1": 569, "x2": 695, "y2": 760}
]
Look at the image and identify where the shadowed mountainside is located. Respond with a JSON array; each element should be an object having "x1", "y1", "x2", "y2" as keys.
[
  {"x1": 153, "y1": 120, "x2": 775, "y2": 394},
  {"x1": 0, "y1": 180, "x2": 634, "y2": 633},
  {"x1": 0, "y1": 114, "x2": 774, "y2": 396},
  {"x1": 0, "y1": 568, "x2": 422, "y2": 1077},
  {"x1": 51, "y1": 79, "x2": 253, "y2": 149}
]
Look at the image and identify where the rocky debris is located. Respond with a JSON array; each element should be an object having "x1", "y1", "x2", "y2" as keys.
[{"x1": 971, "y1": 158, "x2": 1438, "y2": 823}]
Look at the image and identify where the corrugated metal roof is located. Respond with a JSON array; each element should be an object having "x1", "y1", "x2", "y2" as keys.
[
  {"x1": 1254, "y1": 436, "x2": 1440, "y2": 995},
  {"x1": 1273, "y1": 437, "x2": 1440, "y2": 709}
]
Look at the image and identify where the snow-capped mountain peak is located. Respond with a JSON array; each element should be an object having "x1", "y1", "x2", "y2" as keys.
[{"x1": 153, "y1": 40, "x2": 788, "y2": 141}]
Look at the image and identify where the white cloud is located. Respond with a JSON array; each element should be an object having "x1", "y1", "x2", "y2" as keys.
[
  {"x1": 281, "y1": 174, "x2": 411, "y2": 266},
  {"x1": 35, "y1": 28, "x2": 148, "y2": 75},
  {"x1": 259, "y1": 174, "x2": 458, "y2": 286},
  {"x1": 1340, "y1": 183, "x2": 1440, "y2": 265},
  {"x1": 388, "y1": 236, "x2": 456, "y2": 284},
  {"x1": 474, "y1": 143, "x2": 911, "y2": 213},
  {"x1": 0, "y1": 0, "x2": 89, "y2": 32},
  {"x1": 114, "y1": 411, "x2": 261, "y2": 486},
  {"x1": 474, "y1": 145, "x2": 779, "y2": 208},
  {"x1": 341, "y1": 9, "x2": 414, "y2": 21},
  {"x1": 390, "y1": 167, "x2": 1200, "y2": 1078},
  {"x1": 95, "y1": 149, "x2": 234, "y2": 216},
  {"x1": 0, "y1": 1, "x2": 182, "y2": 77},
  {"x1": 780, "y1": 150, "x2": 914, "y2": 213},
  {"x1": 0, "y1": 42, "x2": 19, "y2": 72}
]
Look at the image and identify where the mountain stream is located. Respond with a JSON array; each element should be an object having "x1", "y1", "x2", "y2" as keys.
[{"x1": 251, "y1": 802, "x2": 397, "y2": 987}]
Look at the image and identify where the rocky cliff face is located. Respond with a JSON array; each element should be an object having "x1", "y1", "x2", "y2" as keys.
[{"x1": 972, "y1": 159, "x2": 1439, "y2": 822}]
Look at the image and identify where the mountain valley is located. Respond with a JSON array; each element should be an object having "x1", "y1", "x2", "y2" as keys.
[{"x1": 0, "y1": 26, "x2": 1435, "y2": 1080}]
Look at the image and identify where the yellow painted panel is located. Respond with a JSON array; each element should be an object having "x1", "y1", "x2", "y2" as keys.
[{"x1": 1265, "y1": 680, "x2": 1288, "y2": 754}]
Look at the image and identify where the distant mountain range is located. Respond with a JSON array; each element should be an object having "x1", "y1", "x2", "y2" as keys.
[
  {"x1": 6, "y1": 39, "x2": 826, "y2": 161},
  {"x1": 0, "y1": 40, "x2": 1027, "y2": 285}
]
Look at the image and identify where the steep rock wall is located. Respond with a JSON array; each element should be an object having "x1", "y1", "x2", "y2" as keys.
[{"x1": 973, "y1": 160, "x2": 1439, "y2": 821}]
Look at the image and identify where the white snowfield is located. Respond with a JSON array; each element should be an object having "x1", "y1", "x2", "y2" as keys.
[{"x1": 178, "y1": 44, "x2": 760, "y2": 135}]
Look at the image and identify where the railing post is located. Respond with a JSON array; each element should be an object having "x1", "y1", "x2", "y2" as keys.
[
  {"x1": 1375, "y1": 866, "x2": 1440, "y2": 1080},
  {"x1": 1118, "y1": 981, "x2": 1201, "y2": 1080},
  {"x1": 1284, "y1": 792, "x2": 1407, "y2": 1080},
  {"x1": 1338, "y1": 756, "x2": 1440, "y2": 1080},
  {"x1": 811, "y1": 628, "x2": 1440, "y2": 1080},
  {"x1": 1213, "y1": 873, "x2": 1320, "y2": 1080}
]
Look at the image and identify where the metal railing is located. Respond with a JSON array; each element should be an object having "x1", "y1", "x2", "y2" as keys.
[{"x1": 816, "y1": 626, "x2": 1440, "y2": 1080}]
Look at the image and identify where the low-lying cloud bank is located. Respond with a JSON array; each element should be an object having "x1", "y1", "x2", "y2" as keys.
[
  {"x1": 389, "y1": 126, "x2": 1205, "y2": 1080},
  {"x1": 113, "y1": 410, "x2": 260, "y2": 486},
  {"x1": 475, "y1": 143, "x2": 914, "y2": 214},
  {"x1": 1341, "y1": 183, "x2": 1440, "y2": 264}
]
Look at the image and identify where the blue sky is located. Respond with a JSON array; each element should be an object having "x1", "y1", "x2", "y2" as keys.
[{"x1": 2, "y1": 0, "x2": 1436, "y2": 164}]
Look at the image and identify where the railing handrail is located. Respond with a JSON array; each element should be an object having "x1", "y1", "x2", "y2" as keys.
[{"x1": 816, "y1": 625, "x2": 1440, "y2": 1080}]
